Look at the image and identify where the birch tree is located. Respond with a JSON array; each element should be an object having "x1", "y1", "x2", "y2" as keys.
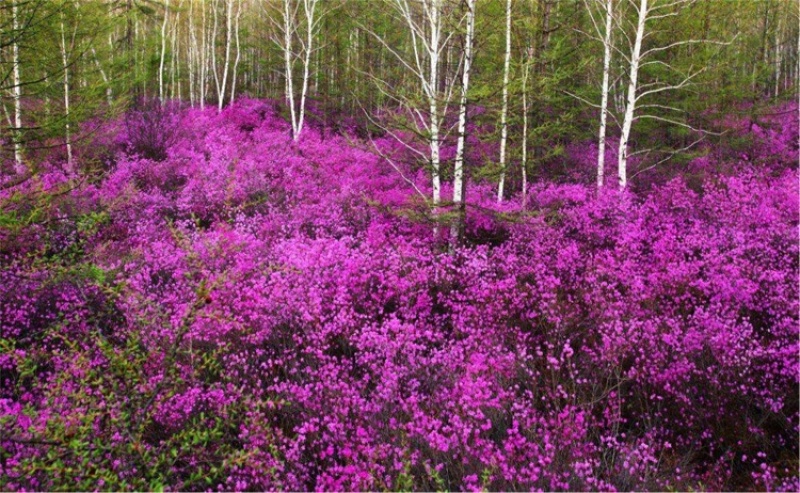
[
  {"x1": 210, "y1": 0, "x2": 221, "y2": 107},
  {"x1": 362, "y1": 0, "x2": 463, "y2": 211},
  {"x1": 200, "y1": 1, "x2": 209, "y2": 108},
  {"x1": 616, "y1": 0, "x2": 647, "y2": 189},
  {"x1": 268, "y1": 0, "x2": 321, "y2": 140},
  {"x1": 169, "y1": 2, "x2": 181, "y2": 100},
  {"x1": 230, "y1": 0, "x2": 242, "y2": 105},
  {"x1": 12, "y1": 0, "x2": 23, "y2": 172},
  {"x1": 159, "y1": 0, "x2": 171, "y2": 103},
  {"x1": 520, "y1": 45, "x2": 532, "y2": 207},
  {"x1": 59, "y1": 9, "x2": 75, "y2": 171},
  {"x1": 395, "y1": 0, "x2": 444, "y2": 206},
  {"x1": 450, "y1": 0, "x2": 475, "y2": 246},
  {"x1": 215, "y1": 0, "x2": 235, "y2": 111},
  {"x1": 584, "y1": 0, "x2": 614, "y2": 188},
  {"x1": 614, "y1": 0, "x2": 718, "y2": 188},
  {"x1": 297, "y1": 0, "x2": 320, "y2": 137},
  {"x1": 187, "y1": 0, "x2": 197, "y2": 106},
  {"x1": 496, "y1": 0, "x2": 512, "y2": 202}
]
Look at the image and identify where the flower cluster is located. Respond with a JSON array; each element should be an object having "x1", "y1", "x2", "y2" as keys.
[{"x1": 1, "y1": 99, "x2": 797, "y2": 491}]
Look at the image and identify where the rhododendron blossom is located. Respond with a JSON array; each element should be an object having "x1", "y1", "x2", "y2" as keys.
[{"x1": 0, "y1": 99, "x2": 797, "y2": 491}]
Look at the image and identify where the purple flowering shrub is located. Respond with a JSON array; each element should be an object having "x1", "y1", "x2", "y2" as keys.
[{"x1": 0, "y1": 99, "x2": 797, "y2": 491}]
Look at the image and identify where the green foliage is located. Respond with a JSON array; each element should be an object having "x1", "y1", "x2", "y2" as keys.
[{"x1": 5, "y1": 321, "x2": 262, "y2": 491}]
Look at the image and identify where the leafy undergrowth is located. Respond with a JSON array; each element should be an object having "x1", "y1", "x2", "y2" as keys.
[{"x1": 1, "y1": 99, "x2": 798, "y2": 491}]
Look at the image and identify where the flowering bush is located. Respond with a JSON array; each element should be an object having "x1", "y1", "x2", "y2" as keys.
[{"x1": 0, "y1": 99, "x2": 797, "y2": 491}]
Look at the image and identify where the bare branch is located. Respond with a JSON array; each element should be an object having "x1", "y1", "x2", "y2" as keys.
[{"x1": 637, "y1": 114, "x2": 723, "y2": 135}]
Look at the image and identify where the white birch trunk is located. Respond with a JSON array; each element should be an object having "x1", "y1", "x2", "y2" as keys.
[
  {"x1": 12, "y1": 0, "x2": 23, "y2": 173},
  {"x1": 521, "y1": 52, "x2": 530, "y2": 208},
  {"x1": 283, "y1": 0, "x2": 298, "y2": 137},
  {"x1": 211, "y1": 0, "x2": 221, "y2": 108},
  {"x1": 597, "y1": 0, "x2": 613, "y2": 188},
  {"x1": 379, "y1": 0, "x2": 461, "y2": 221},
  {"x1": 188, "y1": 0, "x2": 197, "y2": 106},
  {"x1": 159, "y1": 0, "x2": 170, "y2": 103},
  {"x1": 774, "y1": 13, "x2": 783, "y2": 98},
  {"x1": 230, "y1": 0, "x2": 242, "y2": 104},
  {"x1": 617, "y1": 0, "x2": 648, "y2": 189},
  {"x1": 429, "y1": 0, "x2": 442, "y2": 207},
  {"x1": 59, "y1": 14, "x2": 73, "y2": 172},
  {"x1": 218, "y1": 0, "x2": 234, "y2": 111},
  {"x1": 497, "y1": 0, "x2": 512, "y2": 202},
  {"x1": 296, "y1": 0, "x2": 318, "y2": 140},
  {"x1": 170, "y1": 6, "x2": 180, "y2": 100},
  {"x1": 200, "y1": 0, "x2": 208, "y2": 109},
  {"x1": 192, "y1": 2, "x2": 199, "y2": 105},
  {"x1": 450, "y1": 0, "x2": 475, "y2": 245}
]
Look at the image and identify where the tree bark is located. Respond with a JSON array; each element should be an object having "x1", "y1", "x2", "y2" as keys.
[
  {"x1": 617, "y1": 0, "x2": 647, "y2": 189},
  {"x1": 521, "y1": 48, "x2": 531, "y2": 208},
  {"x1": 218, "y1": 0, "x2": 234, "y2": 111},
  {"x1": 429, "y1": 0, "x2": 442, "y2": 207},
  {"x1": 450, "y1": 0, "x2": 475, "y2": 247},
  {"x1": 159, "y1": 0, "x2": 171, "y2": 103},
  {"x1": 497, "y1": 0, "x2": 512, "y2": 202},
  {"x1": 597, "y1": 0, "x2": 613, "y2": 188},
  {"x1": 230, "y1": 0, "x2": 242, "y2": 105},
  {"x1": 295, "y1": 0, "x2": 319, "y2": 140},
  {"x1": 12, "y1": 0, "x2": 24, "y2": 173},
  {"x1": 283, "y1": 0, "x2": 298, "y2": 137},
  {"x1": 59, "y1": 12, "x2": 73, "y2": 172}
]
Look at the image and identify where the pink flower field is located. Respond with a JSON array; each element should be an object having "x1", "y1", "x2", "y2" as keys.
[{"x1": 0, "y1": 99, "x2": 798, "y2": 491}]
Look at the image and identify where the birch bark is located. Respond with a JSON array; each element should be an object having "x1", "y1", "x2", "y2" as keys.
[
  {"x1": 59, "y1": 13, "x2": 73, "y2": 171},
  {"x1": 159, "y1": 0, "x2": 170, "y2": 103},
  {"x1": 617, "y1": 0, "x2": 647, "y2": 189},
  {"x1": 450, "y1": 0, "x2": 475, "y2": 245},
  {"x1": 497, "y1": 0, "x2": 512, "y2": 202},
  {"x1": 597, "y1": 0, "x2": 613, "y2": 188},
  {"x1": 12, "y1": 0, "x2": 23, "y2": 173}
]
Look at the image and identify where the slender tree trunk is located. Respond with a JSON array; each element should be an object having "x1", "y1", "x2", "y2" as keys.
[
  {"x1": 159, "y1": 0, "x2": 170, "y2": 103},
  {"x1": 296, "y1": 0, "x2": 318, "y2": 140},
  {"x1": 12, "y1": 0, "x2": 23, "y2": 173},
  {"x1": 200, "y1": 0, "x2": 208, "y2": 109},
  {"x1": 170, "y1": 6, "x2": 180, "y2": 100},
  {"x1": 346, "y1": 28, "x2": 353, "y2": 108},
  {"x1": 774, "y1": 10, "x2": 783, "y2": 98},
  {"x1": 218, "y1": 0, "x2": 234, "y2": 111},
  {"x1": 429, "y1": 0, "x2": 442, "y2": 207},
  {"x1": 617, "y1": 0, "x2": 647, "y2": 189},
  {"x1": 189, "y1": 0, "x2": 198, "y2": 107},
  {"x1": 597, "y1": 0, "x2": 613, "y2": 188},
  {"x1": 497, "y1": 0, "x2": 512, "y2": 202},
  {"x1": 284, "y1": 0, "x2": 298, "y2": 137},
  {"x1": 521, "y1": 51, "x2": 531, "y2": 208},
  {"x1": 450, "y1": 0, "x2": 476, "y2": 247},
  {"x1": 230, "y1": 0, "x2": 242, "y2": 105},
  {"x1": 126, "y1": 0, "x2": 135, "y2": 97},
  {"x1": 381, "y1": 0, "x2": 457, "y2": 229},
  {"x1": 754, "y1": 1, "x2": 770, "y2": 98},
  {"x1": 59, "y1": 14, "x2": 73, "y2": 172},
  {"x1": 211, "y1": 0, "x2": 221, "y2": 107}
]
